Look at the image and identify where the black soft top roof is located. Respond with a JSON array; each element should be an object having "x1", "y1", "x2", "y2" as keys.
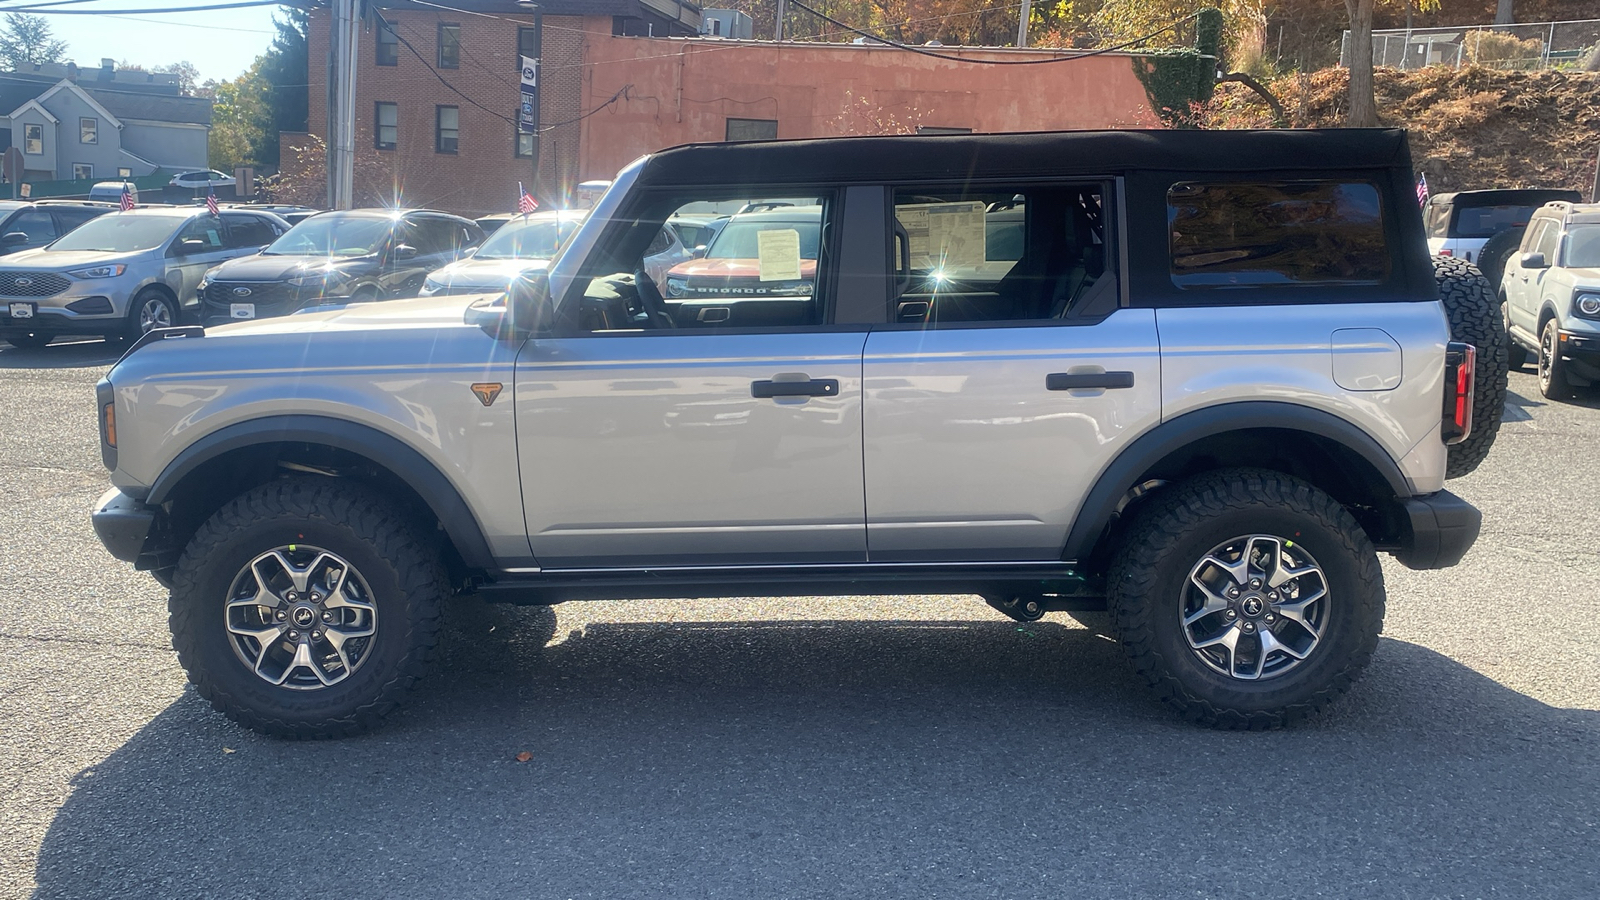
[
  {"x1": 637, "y1": 128, "x2": 1416, "y2": 187},
  {"x1": 1430, "y1": 188, "x2": 1583, "y2": 208}
]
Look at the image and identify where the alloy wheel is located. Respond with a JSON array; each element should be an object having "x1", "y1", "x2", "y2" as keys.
[
  {"x1": 224, "y1": 545, "x2": 379, "y2": 690},
  {"x1": 138, "y1": 295, "x2": 173, "y2": 333},
  {"x1": 1539, "y1": 323, "x2": 1555, "y2": 392},
  {"x1": 1179, "y1": 534, "x2": 1329, "y2": 681}
]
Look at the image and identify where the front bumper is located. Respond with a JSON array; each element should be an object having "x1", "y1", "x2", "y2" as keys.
[
  {"x1": 1558, "y1": 329, "x2": 1600, "y2": 377},
  {"x1": 0, "y1": 287, "x2": 133, "y2": 335},
  {"x1": 92, "y1": 487, "x2": 158, "y2": 564},
  {"x1": 1392, "y1": 490, "x2": 1481, "y2": 570}
]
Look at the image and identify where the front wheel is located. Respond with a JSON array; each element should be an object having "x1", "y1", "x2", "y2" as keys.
[
  {"x1": 125, "y1": 288, "x2": 177, "y2": 340},
  {"x1": 1538, "y1": 318, "x2": 1572, "y2": 400},
  {"x1": 1107, "y1": 469, "x2": 1385, "y2": 730},
  {"x1": 169, "y1": 479, "x2": 446, "y2": 738}
]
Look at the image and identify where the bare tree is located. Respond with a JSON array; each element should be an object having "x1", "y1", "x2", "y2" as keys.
[
  {"x1": 1344, "y1": 0, "x2": 1378, "y2": 127},
  {"x1": 1495, "y1": 0, "x2": 1514, "y2": 25}
]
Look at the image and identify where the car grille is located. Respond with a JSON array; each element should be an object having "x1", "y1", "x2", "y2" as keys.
[
  {"x1": 0, "y1": 271, "x2": 70, "y2": 297},
  {"x1": 204, "y1": 281, "x2": 296, "y2": 312}
]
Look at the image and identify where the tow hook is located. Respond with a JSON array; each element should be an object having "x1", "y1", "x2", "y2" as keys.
[{"x1": 986, "y1": 594, "x2": 1048, "y2": 623}]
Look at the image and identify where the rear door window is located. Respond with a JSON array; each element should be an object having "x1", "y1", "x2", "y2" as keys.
[
  {"x1": 1168, "y1": 181, "x2": 1389, "y2": 288},
  {"x1": 220, "y1": 213, "x2": 277, "y2": 249}
]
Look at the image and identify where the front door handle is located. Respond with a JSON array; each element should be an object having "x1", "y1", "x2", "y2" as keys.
[
  {"x1": 752, "y1": 378, "x2": 839, "y2": 399},
  {"x1": 1046, "y1": 371, "x2": 1135, "y2": 391}
]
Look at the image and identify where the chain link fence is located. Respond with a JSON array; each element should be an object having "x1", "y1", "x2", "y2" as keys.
[{"x1": 1340, "y1": 19, "x2": 1600, "y2": 70}]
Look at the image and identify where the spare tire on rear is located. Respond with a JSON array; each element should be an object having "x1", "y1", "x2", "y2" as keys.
[
  {"x1": 1475, "y1": 226, "x2": 1525, "y2": 292},
  {"x1": 1433, "y1": 255, "x2": 1507, "y2": 479}
]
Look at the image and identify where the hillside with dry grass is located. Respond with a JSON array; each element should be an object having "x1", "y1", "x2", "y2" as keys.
[{"x1": 1206, "y1": 66, "x2": 1600, "y2": 197}]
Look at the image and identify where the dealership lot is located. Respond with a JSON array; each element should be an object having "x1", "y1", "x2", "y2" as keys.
[{"x1": 1, "y1": 338, "x2": 1597, "y2": 899}]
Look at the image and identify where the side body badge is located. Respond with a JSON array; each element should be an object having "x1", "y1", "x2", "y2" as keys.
[{"x1": 471, "y1": 383, "x2": 503, "y2": 407}]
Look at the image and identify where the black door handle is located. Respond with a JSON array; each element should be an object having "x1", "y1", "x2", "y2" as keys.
[
  {"x1": 752, "y1": 378, "x2": 839, "y2": 398},
  {"x1": 1046, "y1": 371, "x2": 1135, "y2": 391}
]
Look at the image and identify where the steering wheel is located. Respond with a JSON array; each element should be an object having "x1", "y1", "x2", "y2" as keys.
[{"x1": 632, "y1": 265, "x2": 676, "y2": 329}]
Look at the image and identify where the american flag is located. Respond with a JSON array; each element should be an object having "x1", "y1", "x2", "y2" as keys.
[
  {"x1": 119, "y1": 182, "x2": 134, "y2": 211},
  {"x1": 206, "y1": 187, "x2": 219, "y2": 217},
  {"x1": 1416, "y1": 173, "x2": 1429, "y2": 206},
  {"x1": 517, "y1": 183, "x2": 538, "y2": 214}
]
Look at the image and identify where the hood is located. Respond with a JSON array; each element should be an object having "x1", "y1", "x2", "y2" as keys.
[
  {"x1": 667, "y1": 258, "x2": 818, "y2": 280},
  {"x1": 1565, "y1": 267, "x2": 1600, "y2": 285},
  {"x1": 0, "y1": 249, "x2": 145, "y2": 270},
  {"x1": 209, "y1": 253, "x2": 373, "y2": 281},
  {"x1": 204, "y1": 292, "x2": 501, "y2": 338},
  {"x1": 429, "y1": 256, "x2": 549, "y2": 288}
]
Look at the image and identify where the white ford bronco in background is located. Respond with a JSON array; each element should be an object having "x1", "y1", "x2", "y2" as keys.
[{"x1": 91, "y1": 129, "x2": 1504, "y2": 737}]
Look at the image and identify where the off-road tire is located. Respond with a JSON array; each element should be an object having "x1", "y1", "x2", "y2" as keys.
[
  {"x1": 169, "y1": 479, "x2": 445, "y2": 738},
  {"x1": 1502, "y1": 299, "x2": 1529, "y2": 369},
  {"x1": 1107, "y1": 469, "x2": 1385, "y2": 730},
  {"x1": 1433, "y1": 255, "x2": 1507, "y2": 478},
  {"x1": 1538, "y1": 317, "x2": 1573, "y2": 400},
  {"x1": 1475, "y1": 227, "x2": 1525, "y2": 292}
]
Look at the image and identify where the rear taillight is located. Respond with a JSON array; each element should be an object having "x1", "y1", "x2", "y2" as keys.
[
  {"x1": 1438, "y1": 248, "x2": 1453, "y2": 256},
  {"x1": 1441, "y1": 342, "x2": 1475, "y2": 445}
]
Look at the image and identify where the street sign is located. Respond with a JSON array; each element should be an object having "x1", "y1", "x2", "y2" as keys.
[{"x1": 519, "y1": 55, "x2": 539, "y2": 134}]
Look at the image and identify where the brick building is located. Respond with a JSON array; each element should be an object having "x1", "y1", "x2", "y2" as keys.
[{"x1": 305, "y1": 0, "x2": 1160, "y2": 216}]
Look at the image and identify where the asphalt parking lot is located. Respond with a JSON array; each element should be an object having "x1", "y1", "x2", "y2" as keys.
[{"x1": 1, "y1": 337, "x2": 1597, "y2": 900}]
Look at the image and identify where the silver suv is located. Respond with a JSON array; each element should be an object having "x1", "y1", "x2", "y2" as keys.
[
  {"x1": 1499, "y1": 201, "x2": 1600, "y2": 399},
  {"x1": 90, "y1": 130, "x2": 1496, "y2": 737},
  {"x1": 0, "y1": 207, "x2": 287, "y2": 348}
]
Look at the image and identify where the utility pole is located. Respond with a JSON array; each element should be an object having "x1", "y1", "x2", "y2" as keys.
[
  {"x1": 326, "y1": 0, "x2": 358, "y2": 210},
  {"x1": 774, "y1": 0, "x2": 786, "y2": 41},
  {"x1": 1016, "y1": 0, "x2": 1032, "y2": 47},
  {"x1": 517, "y1": 2, "x2": 542, "y2": 201}
]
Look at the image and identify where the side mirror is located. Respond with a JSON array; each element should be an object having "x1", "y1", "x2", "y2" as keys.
[
  {"x1": 178, "y1": 238, "x2": 208, "y2": 253},
  {"x1": 464, "y1": 268, "x2": 553, "y2": 338},
  {"x1": 1519, "y1": 251, "x2": 1548, "y2": 269},
  {"x1": 392, "y1": 244, "x2": 419, "y2": 260},
  {"x1": 691, "y1": 245, "x2": 707, "y2": 259},
  {"x1": 1, "y1": 232, "x2": 29, "y2": 246}
]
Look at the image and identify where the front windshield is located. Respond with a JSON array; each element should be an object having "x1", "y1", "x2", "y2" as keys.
[
  {"x1": 706, "y1": 219, "x2": 822, "y2": 260},
  {"x1": 1566, "y1": 225, "x2": 1600, "y2": 268},
  {"x1": 265, "y1": 215, "x2": 391, "y2": 257},
  {"x1": 476, "y1": 216, "x2": 580, "y2": 260},
  {"x1": 49, "y1": 214, "x2": 186, "y2": 253}
]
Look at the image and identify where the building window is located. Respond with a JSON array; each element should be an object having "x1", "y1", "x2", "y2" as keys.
[
  {"x1": 72, "y1": 163, "x2": 93, "y2": 180},
  {"x1": 23, "y1": 124, "x2": 42, "y2": 155},
  {"x1": 436, "y1": 105, "x2": 458, "y2": 154},
  {"x1": 725, "y1": 118, "x2": 778, "y2": 142},
  {"x1": 437, "y1": 23, "x2": 460, "y2": 69},
  {"x1": 515, "y1": 129, "x2": 535, "y2": 159},
  {"x1": 376, "y1": 23, "x2": 399, "y2": 66},
  {"x1": 375, "y1": 102, "x2": 398, "y2": 150},
  {"x1": 80, "y1": 117, "x2": 98, "y2": 144},
  {"x1": 117, "y1": 167, "x2": 132, "y2": 177}
]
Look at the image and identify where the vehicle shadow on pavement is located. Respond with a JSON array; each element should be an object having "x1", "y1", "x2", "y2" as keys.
[
  {"x1": 30, "y1": 614, "x2": 1600, "y2": 899},
  {"x1": 0, "y1": 340, "x2": 120, "y2": 370}
]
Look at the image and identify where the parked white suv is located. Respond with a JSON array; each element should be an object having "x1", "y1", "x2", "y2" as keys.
[
  {"x1": 1500, "y1": 201, "x2": 1600, "y2": 398},
  {"x1": 90, "y1": 130, "x2": 1500, "y2": 737}
]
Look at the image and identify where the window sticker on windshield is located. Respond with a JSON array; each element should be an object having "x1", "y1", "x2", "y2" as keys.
[
  {"x1": 206, "y1": 229, "x2": 220, "y2": 245},
  {"x1": 756, "y1": 228, "x2": 802, "y2": 282},
  {"x1": 897, "y1": 201, "x2": 986, "y2": 269}
]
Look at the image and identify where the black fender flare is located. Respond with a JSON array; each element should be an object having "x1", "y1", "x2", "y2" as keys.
[
  {"x1": 1060, "y1": 401, "x2": 1412, "y2": 561},
  {"x1": 145, "y1": 415, "x2": 496, "y2": 569}
]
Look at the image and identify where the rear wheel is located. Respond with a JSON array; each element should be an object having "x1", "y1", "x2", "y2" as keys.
[
  {"x1": 169, "y1": 479, "x2": 445, "y2": 738},
  {"x1": 125, "y1": 288, "x2": 177, "y2": 340},
  {"x1": 1433, "y1": 256, "x2": 1507, "y2": 478},
  {"x1": 1108, "y1": 469, "x2": 1384, "y2": 730}
]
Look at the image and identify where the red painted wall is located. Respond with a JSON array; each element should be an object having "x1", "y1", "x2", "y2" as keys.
[{"x1": 576, "y1": 36, "x2": 1162, "y2": 181}]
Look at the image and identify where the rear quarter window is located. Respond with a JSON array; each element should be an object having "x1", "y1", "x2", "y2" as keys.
[{"x1": 1168, "y1": 181, "x2": 1389, "y2": 289}]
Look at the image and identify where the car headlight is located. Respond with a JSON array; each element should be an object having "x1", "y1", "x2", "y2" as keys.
[
  {"x1": 1577, "y1": 293, "x2": 1600, "y2": 318},
  {"x1": 288, "y1": 269, "x2": 347, "y2": 289},
  {"x1": 665, "y1": 277, "x2": 688, "y2": 297},
  {"x1": 422, "y1": 277, "x2": 444, "y2": 294},
  {"x1": 68, "y1": 264, "x2": 125, "y2": 279}
]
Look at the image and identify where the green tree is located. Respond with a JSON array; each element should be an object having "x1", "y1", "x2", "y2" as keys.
[
  {"x1": 207, "y1": 64, "x2": 270, "y2": 173},
  {"x1": 0, "y1": 13, "x2": 67, "y2": 70},
  {"x1": 255, "y1": 8, "x2": 309, "y2": 168},
  {"x1": 1094, "y1": 0, "x2": 1265, "y2": 68},
  {"x1": 154, "y1": 61, "x2": 201, "y2": 96}
]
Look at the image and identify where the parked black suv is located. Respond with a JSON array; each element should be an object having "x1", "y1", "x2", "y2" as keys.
[
  {"x1": 198, "y1": 209, "x2": 483, "y2": 324},
  {"x1": 0, "y1": 200, "x2": 116, "y2": 256}
]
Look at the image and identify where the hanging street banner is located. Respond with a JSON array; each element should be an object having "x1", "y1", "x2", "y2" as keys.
[{"x1": 519, "y1": 55, "x2": 539, "y2": 134}]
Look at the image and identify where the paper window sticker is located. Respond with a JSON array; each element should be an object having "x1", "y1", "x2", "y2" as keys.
[{"x1": 756, "y1": 228, "x2": 802, "y2": 282}]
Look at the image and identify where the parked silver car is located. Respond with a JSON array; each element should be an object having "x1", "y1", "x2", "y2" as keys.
[{"x1": 0, "y1": 207, "x2": 288, "y2": 347}]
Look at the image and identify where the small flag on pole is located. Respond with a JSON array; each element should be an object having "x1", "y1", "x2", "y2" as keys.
[
  {"x1": 119, "y1": 182, "x2": 134, "y2": 211},
  {"x1": 206, "y1": 186, "x2": 220, "y2": 217},
  {"x1": 1416, "y1": 173, "x2": 1429, "y2": 206},
  {"x1": 518, "y1": 182, "x2": 538, "y2": 214}
]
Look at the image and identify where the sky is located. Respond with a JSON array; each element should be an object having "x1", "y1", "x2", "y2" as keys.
[{"x1": 12, "y1": 1, "x2": 282, "y2": 86}]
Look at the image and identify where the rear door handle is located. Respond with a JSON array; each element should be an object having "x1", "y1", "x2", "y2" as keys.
[
  {"x1": 1046, "y1": 371, "x2": 1135, "y2": 391},
  {"x1": 752, "y1": 378, "x2": 839, "y2": 398}
]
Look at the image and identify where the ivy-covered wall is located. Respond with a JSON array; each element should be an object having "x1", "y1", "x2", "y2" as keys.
[{"x1": 1134, "y1": 7, "x2": 1223, "y2": 128}]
